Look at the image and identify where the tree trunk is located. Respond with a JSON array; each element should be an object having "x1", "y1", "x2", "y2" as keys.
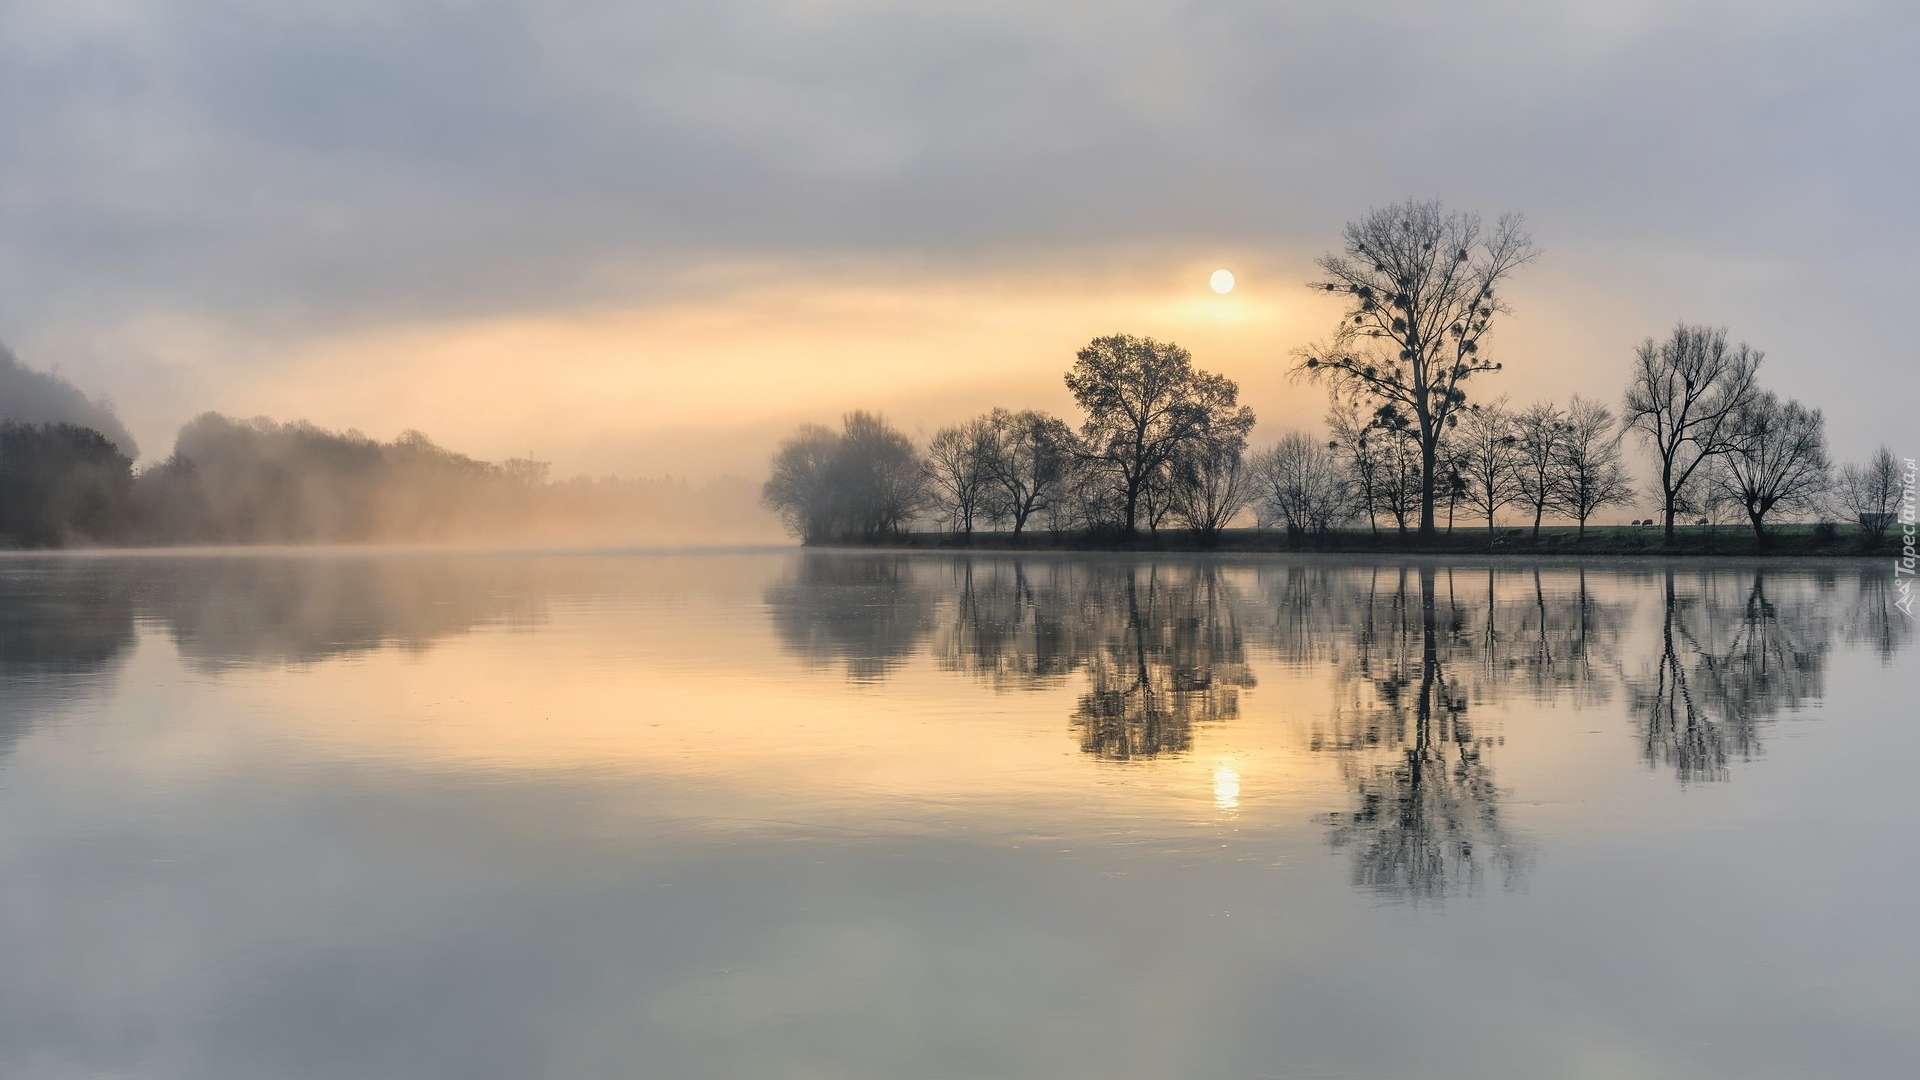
[
  {"x1": 1661, "y1": 458, "x2": 1677, "y2": 543},
  {"x1": 1418, "y1": 443, "x2": 1438, "y2": 538}
]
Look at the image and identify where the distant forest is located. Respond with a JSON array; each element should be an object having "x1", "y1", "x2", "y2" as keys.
[
  {"x1": 764, "y1": 201, "x2": 1907, "y2": 552},
  {"x1": 0, "y1": 347, "x2": 772, "y2": 548}
]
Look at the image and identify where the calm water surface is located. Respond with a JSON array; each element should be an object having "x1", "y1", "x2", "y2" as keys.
[{"x1": 1, "y1": 550, "x2": 1914, "y2": 1079}]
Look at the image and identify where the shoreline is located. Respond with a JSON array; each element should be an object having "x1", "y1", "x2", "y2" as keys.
[{"x1": 849, "y1": 523, "x2": 1898, "y2": 559}]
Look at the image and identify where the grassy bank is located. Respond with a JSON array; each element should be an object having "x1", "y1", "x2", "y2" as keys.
[{"x1": 875, "y1": 522, "x2": 1902, "y2": 558}]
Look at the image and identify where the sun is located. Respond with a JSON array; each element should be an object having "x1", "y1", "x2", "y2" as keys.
[{"x1": 1209, "y1": 268, "x2": 1235, "y2": 294}]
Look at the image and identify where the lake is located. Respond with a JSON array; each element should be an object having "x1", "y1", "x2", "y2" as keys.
[{"x1": 1, "y1": 550, "x2": 1913, "y2": 1079}]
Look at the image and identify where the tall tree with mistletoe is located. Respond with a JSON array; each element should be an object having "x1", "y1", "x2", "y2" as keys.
[{"x1": 1295, "y1": 200, "x2": 1538, "y2": 538}]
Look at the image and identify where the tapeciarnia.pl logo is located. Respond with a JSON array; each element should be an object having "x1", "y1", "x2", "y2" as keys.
[{"x1": 1896, "y1": 456, "x2": 1917, "y2": 620}]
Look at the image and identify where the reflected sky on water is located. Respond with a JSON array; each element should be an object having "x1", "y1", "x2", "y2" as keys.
[{"x1": 1, "y1": 550, "x2": 1914, "y2": 1079}]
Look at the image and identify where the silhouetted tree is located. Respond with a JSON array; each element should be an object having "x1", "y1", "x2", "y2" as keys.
[
  {"x1": 1711, "y1": 391, "x2": 1829, "y2": 541},
  {"x1": 926, "y1": 414, "x2": 999, "y2": 536},
  {"x1": 1454, "y1": 400, "x2": 1521, "y2": 539},
  {"x1": 1250, "y1": 430, "x2": 1351, "y2": 539},
  {"x1": 1623, "y1": 324, "x2": 1763, "y2": 541},
  {"x1": 1835, "y1": 445, "x2": 1901, "y2": 545},
  {"x1": 981, "y1": 408, "x2": 1077, "y2": 536},
  {"x1": 1551, "y1": 396, "x2": 1635, "y2": 539},
  {"x1": 0, "y1": 422, "x2": 133, "y2": 546},
  {"x1": 0, "y1": 344, "x2": 138, "y2": 457},
  {"x1": 1327, "y1": 390, "x2": 1423, "y2": 535},
  {"x1": 1065, "y1": 334, "x2": 1254, "y2": 536},
  {"x1": 1167, "y1": 430, "x2": 1250, "y2": 543},
  {"x1": 1512, "y1": 401, "x2": 1568, "y2": 539},
  {"x1": 1325, "y1": 395, "x2": 1379, "y2": 534},
  {"x1": 1294, "y1": 200, "x2": 1539, "y2": 538}
]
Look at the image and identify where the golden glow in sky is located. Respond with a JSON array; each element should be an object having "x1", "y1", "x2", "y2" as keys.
[{"x1": 127, "y1": 255, "x2": 1328, "y2": 478}]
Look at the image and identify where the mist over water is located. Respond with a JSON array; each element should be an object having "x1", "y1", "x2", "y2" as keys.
[{"x1": 1, "y1": 551, "x2": 1913, "y2": 1079}]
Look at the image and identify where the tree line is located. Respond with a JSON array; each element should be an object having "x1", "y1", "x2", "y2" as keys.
[
  {"x1": 764, "y1": 334, "x2": 1257, "y2": 544},
  {"x1": 765, "y1": 199, "x2": 1902, "y2": 548},
  {"x1": 0, "y1": 362, "x2": 772, "y2": 547}
]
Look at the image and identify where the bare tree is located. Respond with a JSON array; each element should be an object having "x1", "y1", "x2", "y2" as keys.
[
  {"x1": 926, "y1": 414, "x2": 998, "y2": 536},
  {"x1": 1454, "y1": 400, "x2": 1522, "y2": 539},
  {"x1": 1623, "y1": 324, "x2": 1762, "y2": 542},
  {"x1": 1512, "y1": 401, "x2": 1569, "y2": 539},
  {"x1": 1168, "y1": 431, "x2": 1251, "y2": 543},
  {"x1": 1836, "y1": 446, "x2": 1902, "y2": 545},
  {"x1": 1711, "y1": 391, "x2": 1830, "y2": 541},
  {"x1": 1137, "y1": 461, "x2": 1179, "y2": 534},
  {"x1": 1293, "y1": 200, "x2": 1539, "y2": 537},
  {"x1": 1250, "y1": 431, "x2": 1351, "y2": 538},
  {"x1": 1050, "y1": 455, "x2": 1115, "y2": 536},
  {"x1": 1065, "y1": 334, "x2": 1254, "y2": 536},
  {"x1": 1551, "y1": 396, "x2": 1635, "y2": 539},
  {"x1": 1440, "y1": 456, "x2": 1468, "y2": 533},
  {"x1": 1375, "y1": 427, "x2": 1424, "y2": 535},
  {"x1": 1326, "y1": 394, "x2": 1383, "y2": 535},
  {"x1": 979, "y1": 408, "x2": 1077, "y2": 537},
  {"x1": 1327, "y1": 392, "x2": 1424, "y2": 536}
]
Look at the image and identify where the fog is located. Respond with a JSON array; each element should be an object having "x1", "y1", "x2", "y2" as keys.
[
  {"x1": 0, "y1": 347, "x2": 138, "y2": 457},
  {"x1": 0, "y1": 345, "x2": 777, "y2": 547},
  {"x1": 133, "y1": 413, "x2": 775, "y2": 545}
]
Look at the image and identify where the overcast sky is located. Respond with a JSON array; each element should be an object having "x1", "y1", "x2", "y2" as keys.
[{"x1": 0, "y1": 0, "x2": 1911, "y2": 476}]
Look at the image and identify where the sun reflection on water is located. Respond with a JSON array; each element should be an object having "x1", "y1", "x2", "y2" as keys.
[{"x1": 1213, "y1": 763, "x2": 1241, "y2": 811}]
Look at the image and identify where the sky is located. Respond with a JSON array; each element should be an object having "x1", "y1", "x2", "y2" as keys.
[{"x1": 0, "y1": 0, "x2": 1912, "y2": 478}]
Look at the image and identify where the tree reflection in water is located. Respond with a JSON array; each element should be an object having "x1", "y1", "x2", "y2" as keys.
[
  {"x1": 0, "y1": 562, "x2": 137, "y2": 755},
  {"x1": 2, "y1": 551, "x2": 1891, "y2": 905},
  {"x1": 934, "y1": 559, "x2": 1096, "y2": 690},
  {"x1": 1839, "y1": 568, "x2": 1911, "y2": 664},
  {"x1": 1628, "y1": 568, "x2": 1832, "y2": 784},
  {"x1": 1070, "y1": 564, "x2": 1254, "y2": 760},
  {"x1": 766, "y1": 554, "x2": 938, "y2": 681},
  {"x1": 771, "y1": 555, "x2": 1912, "y2": 898},
  {"x1": 1312, "y1": 566, "x2": 1529, "y2": 900}
]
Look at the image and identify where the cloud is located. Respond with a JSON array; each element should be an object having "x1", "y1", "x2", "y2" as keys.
[{"x1": 0, "y1": 0, "x2": 1910, "y2": 467}]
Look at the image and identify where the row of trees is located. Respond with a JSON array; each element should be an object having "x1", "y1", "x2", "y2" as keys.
[
  {"x1": 764, "y1": 327, "x2": 1892, "y2": 547},
  {"x1": 765, "y1": 199, "x2": 1901, "y2": 546},
  {"x1": 0, "y1": 422, "x2": 134, "y2": 546},
  {"x1": 1292, "y1": 204, "x2": 1879, "y2": 543},
  {"x1": 0, "y1": 410, "x2": 773, "y2": 547},
  {"x1": 763, "y1": 335, "x2": 1256, "y2": 543},
  {"x1": 1310, "y1": 393, "x2": 1636, "y2": 540}
]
